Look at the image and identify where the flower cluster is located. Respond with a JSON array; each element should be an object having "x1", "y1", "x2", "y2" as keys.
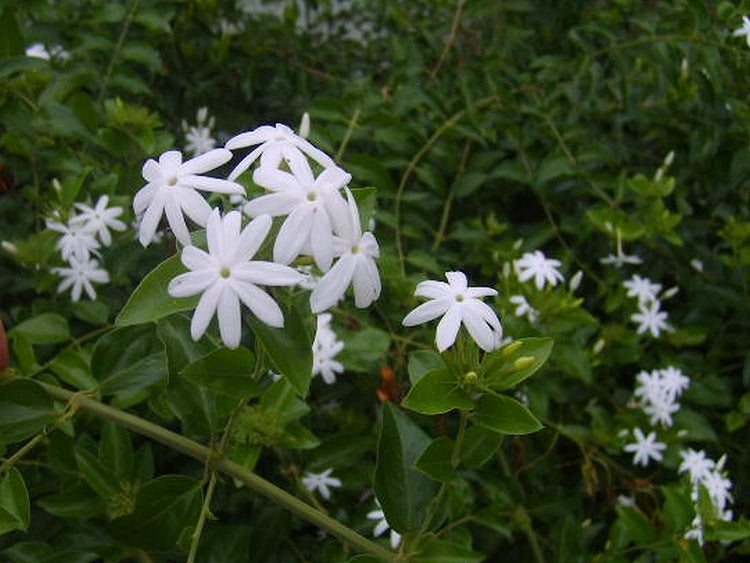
[
  {"x1": 47, "y1": 194, "x2": 125, "y2": 301},
  {"x1": 135, "y1": 120, "x2": 382, "y2": 348},
  {"x1": 633, "y1": 366, "x2": 690, "y2": 428},
  {"x1": 623, "y1": 273, "x2": 673, "y2": 338},
  {"x1": 312, "y1": 313, "x2": 345, "y2": 384}
]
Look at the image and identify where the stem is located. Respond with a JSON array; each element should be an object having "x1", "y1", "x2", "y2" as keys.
[
  {"x1": 336, "y1": 108, "x2": 361, "y2": 162},
  {"x1": 429, "y1": 0, "x2": 466, "y2": 81},
  {"x1": 19, "y1": 378, "x2": 395, "y2": 562},
  {"x1": 98, "y1": 0, "x2": 140, "y2": 103},
  {"x1": 186, "y1": 471, "x2": 217, "y2": 563},
  {"x1": 431, "y1": 139, "x2": 471, "y2": 252}
]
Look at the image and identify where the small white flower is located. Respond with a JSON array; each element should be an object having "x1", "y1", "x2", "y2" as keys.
[
  {"x1": 515, "y1": 251, "x2": 564, "y2": 290},
  {"x1": 25, "y1": 43, "x2": 70, "y2": 60},
  {"x1": 70, "y1": 195, "x2": 127, "y2": 246},
  {"x1": 702, "y1": 469, "x2": 733, "y2": 513},
  {"x1": 623, "y1": 274, "x2": 662, "y2": 304},
  {"x1": 631, "y1": 300, "x2": 671, "y2": 338},
  {"x1": 678, "y1": 449, "x2": 715, "y2": 484},
  {"x1": 623, "y1": 427, "x2": 666, "y2": 467},
  {"x1": 643, "y1": 398, "x2": 679, "y2": 428},
  {"x1": 685, "y1": 515, "x2": 704, "y2": 545},
  {"x1": 249, "y1": 150, "x2": 351, "y2": 271},
  {"x1": 184, "y1": 125, "x2": 217, "y2": 156},
  {"x1": 46, "y1": 219, "x2": 100, "y2": 263},
  {"x1": 168, "y1": 209, "x2": 302, "y2": 348},
  {"x1": 225, "y1": 123, "x2": 334, "y2": 181},
  {"x1": 690, "y1": 259, "x2": 704, "y2": 272},
  {"x1": 402, "y1": 271, "x2": 501, "y2": 353},
  {"x1": 599, "y1": 252, "x2": 643, "y2": 268},
  {"x1": 133, "y1": 149, "x2": 244, "y2": 247},
  {"x1": 312, "y1": 313, "x2": 345, "y2": 384},
  {"x1": 310, "y1": 190, "x2": 381, "y2": 313},
  {"x1": 367, "y1": 503, "x2": 401, "y2": 549},
  {"x1": 658, "y1": 366, "x2": 690, "y2": 400},
  {"x1": 733, "y1": 15, "x2": 750, "y2": 47},
  {"x1": 52, "y1": 257, "x2": 109, "y2": 301},
  {"x1": 509, "y1": 295, "x2": 538, "y2": 323},
  {"x1": 301, "y1": 468, "x2": 341, "y2": 500}
]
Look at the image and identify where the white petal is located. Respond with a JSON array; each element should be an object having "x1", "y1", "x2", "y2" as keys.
[
  {"x1": 352, "y1": 257, "x2": 381, "y2": 308},
  {"x1": 169, "y1": 270, "x2": 218, "y2": 297},
  {"x1": 191, "y1": 281, "x2": 223, "y2": 341},
  {"x1": 310, "y1": 255, "x2": 356, "y2": 313},
  {"x1": 181, "y1": 175, "x2": 244, "y2": 194},
  {"x1": 231, "y1": 214, "x2": 272, "y2": 263},
  {"x1": 402, "y1": 298, "x2": 452, "y2": 326},
  {"x1": 227, "y1": 145, "x2": 264, "y2": 181},
  {"x1": 141, "y1": 158, "x2": 161, "y2": 182},
  {"x1": 233, "y1": 262, "x2": 302, "y2": 286},
  {"x1": 159, "y1": 151, "x2": 182, "y2": 170},
  {"x1": 71, "y1": 280, "x2": 83, "y2": 302},
  {"x1": 222, "y1": 211, "x2": 242, "y2": 250},
  {"x1": 138, "y1": 191, "x2": 166, "y2": 247},
  {"x1": 81, "y1": 278, "x2": 97, "y2": 300},
  {"x1": 293, "y1": 138, "x2": 335, "y2": 168},
  {"x1": 435, "y1": 305, "x2": 462, "y2": 352},
  {"x1": 217, "y1": 287, "x2": 242, "y2": 348},
  {"x1": 253, "y1": 166, "x2": 302, "y2": 193},
  {"x1": 466, "y1": 286, "x2": 497, "y2": 299},
  {"x1": 164, "y1": 194, "x2": 191, "y2": 246},
  {"x1": 315, "y1": 165, "x2": 351, "y2": 193},
  {"x1": 182, "y1": 245, "x2": 213, "y2": 271},
  {"x1": 285, "y1": 148, "x2": 315, "y2": 185},
  {"x1": 245, "y1": 192, "x2": 301, "y2": 217},
  {"x1": 445, "y1": 271, "x2": 468, "y2": 292},
  {"x1": 225, "y1": 126, "x2": 274, "y2": 149},
  {"x1": 230, "y1": 280, "x2": 284, "y2": 327},
  {"x1": 133, "y1": 183, "x2": 156, "y2": 216},
  {"x1": 178, "y1": 148, "x2": 232, "y2": 175},
  {"x1": 310, "y1": 209, "x2": 333, "y2": 271},
  {"x1": 274, "y1": 206, "x2": 313, "y2": 265},
  {"x1": 461, "y1": 305, "x2": 496, "y2": 352},
  {"x1": 175, "y1": 187, "x2": 212, "y2": 226},
  {"x1": 414, "y1": 280, "x2": 451, "y2": 299},
  {"x1": 206, "y1": 208, "x2": 224, "y2": 257}
]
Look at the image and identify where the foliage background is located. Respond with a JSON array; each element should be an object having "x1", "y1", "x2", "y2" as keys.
[{"x1": 1, "y1": 0, "x2": 749, "y2": 561}]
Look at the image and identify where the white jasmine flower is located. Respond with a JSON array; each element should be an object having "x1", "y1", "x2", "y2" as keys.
[
  {"x1": 249, "y1": 150, "x2": 351, "y2": 270},
  {"x1": 599, "y1": 251, "x2": 643, "y2": 268},
  {"x1": 690, "y1": 259, "x2": 703, "y2": 272},
  {"x1": 678, "y1": 449, "x2": 716, "y2": 484},
  {"x1": 569, "y1": 270, "x2": 583, "y2": 292},
  {"x1": 623, "y1": 274, "x2": 662, "y2": 304},
  {"x1": 659, "y1": 366, "x2": 690, "y2": 400},
  {"x1": 634, "y1": 369, "x2": 662, "y2": 403},
  {"x1": 168, "y1": 209, "x2": 302, "y2": 348},
  {"x1": 310, "y1": 190, "x2": 381, "y2": 313},
  {"x1": 225, "y1": 123, "x2": 334, "y2": 181},
  {"x1": 509, "y1": 295, "x2": 538, "y2": 323},
  {"x1": 367, "y1": 503, "x2": 401, "y2": 549},
  {"x1": 733, "y1": 16, "x2": 750, "y2": 47},
  {"x1": 631, "y1": 300, "x2": 671, "y2": 338},
  {"x1": 703, "y1": 469, "x2": 733, "y2": 513},
  {"x1": 402, "y1": 271, "x2": 502, "y2": 353},
  {"x1": 52, "y1": 257, "x2": 109, "y2": 301},
  {"x1": 183, "y1": 107, "x2": 217, "y2": 156},
  {"x1": 301, "y1": 468, "x2": 341, "y2": 500},
  {"x1": 685, "y1": 515, "x2": 704, "y2": 545},
  {"x1": 515, "y1": 250, "x2": 564, "y2": 290},
  {"x1": 134, "y1": 149, "x2": 244, "y2": 247},
  {"x1": 70, "y1": 195, "x2": 127, "y2": 246},
  {"x1": 312, "y1": 313, "x2": 345, "y2": 384},
  {"x1": 46, "y1": 219, "x2": 100, "y2": 263},
  {"x1": 295, "y1": 265, "x2": 320, "y2": 290},
  {"x1": 25, "y1": 43, "x2": 70, "y2": 60},
  {"x1": 643, "y1": 398, "x2": 679, "y2": 427},
  {"x1": 623, "y1": 427, "x2": 666, "y2": 467}
]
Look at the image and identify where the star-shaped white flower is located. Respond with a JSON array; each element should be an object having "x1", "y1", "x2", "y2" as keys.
[
  {"x1": 678, "y1": 449, "x2": 715, "y2": 484},
  {"x1": 133, "y1": 149, "x2": 244, "y2": 247},
  {"x1": 312, "y1": 313, "x2": 345, "y2": 384},
  {"x1": 52, "y1": 257, "x2": 109, "y2": 301},
  {"x1": 310, "y1": 189, "x2": 381, "y2": 313},
  {"x1": 658, "y1": 366, "x2": 690, "y2": 401},
  {"x1": 515, "y1": 250, "x2": 564, "y2": 290},
  {"x1": 631, "y1": 300, "x2": 671, "y2": 338},
  {"x1": 402, "y1": 271, "x2": 502, "y2": 353},
  {"x1": 367, "y1": 503, "x2": 401, "y2": 549},
  {"x1": 643, "y1": 397, "x2": 679, "y2": 427},
  {"x1": 301, "y1": 468, "x2": 342, "y2": 500},
  {"x1": 248, "y1": 150, "x2": 350, "y2": 271},
  {"x1": 168, "y1": 209, "x2": 302, "y2": 348},
  {"x1": 70, "y1": 195, "x2": 127, "y2": 246},
  {"x1": 46, "y1": 219, "x2": 100, "y2": 263},
  {"x1": 225, "y1": 123, "x2": 334, "y2": 181},
  {"x1": 623, "y1": 427, "x2": 666, "y2": 467},
  {"x1": 623, "y1": 274, "x2": 662, "y2": 304},
  {"x1": 733, "y1": 15, "x2": 750, "y2": 47},
  {"x1": 509, "y1": 294, "x2": 538, "y2": 323}
]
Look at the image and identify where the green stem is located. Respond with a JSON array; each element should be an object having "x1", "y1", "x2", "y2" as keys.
[
  {"x1": 336, "y1": 108, "x2": 361, "y2": 162},
  {"x1": 98, "y1": 0, "x2": 140, "y2": 103},
  {"x1": 25, "y1": 379, "x2": 395, "y2": 562},
  {"x1": 431, "y1": 139, "x2": 471, "y2": 252}
]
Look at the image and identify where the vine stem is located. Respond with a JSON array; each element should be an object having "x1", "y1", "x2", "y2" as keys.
[
  {"x1": 336, "y1": 108, "x2": 361, "y2": 162},
  {"x1": 428, "y1": 0, "x2": 466, "y2": 81},
  {"x1": 4, "y1": 376, "x2": 396, "y2": 562},
  {"x1": 98, "y1": 0, "x2": 140, "y2": 104}
]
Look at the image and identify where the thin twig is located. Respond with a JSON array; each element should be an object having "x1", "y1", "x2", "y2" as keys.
[{"x1": 429, "y1": 0, "x2": 466, "y2": 81}]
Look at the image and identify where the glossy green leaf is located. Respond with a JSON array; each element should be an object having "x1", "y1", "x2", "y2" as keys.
[
  {"x1": 374, "y1": 402, "x2": 435, "y2": 533},
  {"x1": 115, "y1": 254, "x2": 198, "y2": 326},
  {"x1": 661, "y1": 484, "x2": 694, "y2": 533},
  {"x1": 412, "y1": 534, "x2": 484, "y2": 563},
  {"x1": 49, "y1": 348, "x2": 96, "y2": 390},
  {"x1": 460, "y1": 425, "x2": 502, "y2": 468},
  {"x1": 482, "y1": 337, "x2": 553, "y2": 391},
  {"x1": 181, "y1": 347, "x2": 259, "y2": 399},
  {"x1": 338, "y1": 327, "x2": 391, "y2": 373},
  {"x1": 91, "y1": 324, "x2": 167, "y2": 401},
  {"x1": 475, "y1": 393, "x2": 543, "y2": 435},
  {"x1": 110, "y1": 475, "x2": 202, "y2": 552},
  {"x1": 704, "y1": 519, "x2": 750, "y2": 542},
  {"x1": 99, "y1": 422, "x2": 134, "y2": 480},
  {"x1": 9, "y1": 313, "x2": 69, "y2": 344},
  {"x1": 0, "y1": 379, "x2": 55, "y2": 444},
  {"x1": 407, "y1": 349, "x2": 445, "y2": 385},
  {"x1": 402, "y1": 368, "x2": 473, "y2": 415},
  {"x1": 0, "y1": 469, "x2": 30, "y2": 535},
  {"x1": 351, "y1": 186, "x2": 377, "y2": 230},
  {"x1": 614, "y1": 505, "x2": 657, "y2": 544},
  {"x1": 75, "y1": 446, "x2": 119, "y2": 500},
  {"x1": 37, "y1": 482, "x2": 106, "y2": 519},
  {"x1": 414, "y1": 437, "x2": 457, "y2": 482},
  {"x1": 248, "y1": 302, "x2": 312, "y2": 396}
]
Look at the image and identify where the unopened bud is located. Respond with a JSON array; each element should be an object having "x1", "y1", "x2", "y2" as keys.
[
  {"x1": 662, "y1": 286, "x2": 679, "y2": 299},
  {"x1": 197, "y1": 106, "x2": 209, "y2": 125},
  {"x1": 592, "y1": 338, "x2": 605, "y2": 355},
  {"x1": 52, "y1": 178, "x2": 62, "y2": 193},
  {"x1": 511, "y1": 356, "x2": 535, "y2": 372},
  {"x1": 499, "y1": 340, "x2": 523, "y2": 358},
  {"x1": 1, "y1": 240, "x2": 17, "y2": 254},
  {"x1": 299, "y1": 112, "x2": 310, "y2": 139},
  {"x1": 463, "y1": 371, "x2": 478, "y2": 384},
  {"x1": 569, "y1": 270, "x2": 583, "y2": 292}
]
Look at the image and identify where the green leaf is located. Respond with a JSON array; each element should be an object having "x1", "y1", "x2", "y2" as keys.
[
  {"x1": 614, "y1": 505, "x2": 657, "y2": 544},
  {"x1": 110, "y1": 475, "x2": 202, "y2": 552},
  {"x1": 99, "y1": 422, "x2": 134, "y2": 480},
  {"x1": 338, "y1": 327, "x2": 391, "y2": 373},
  {"x1": 182, "y1": 347, "x2": 260, "y2": 399},
  {"x1": 115, "y1": 255, "x2": 198, "y2": 326},
  {"x1": 475, "y1": 393, "x2": 543, "y2": 435},
  {"x1": 248, "y1": 302, "x2": 312, "y2": 396},
  {"x1": 37, "y1": 482, "x2": 106, "y2": 519},
  {"x1": 414, "y1": 437, "x2": 457, "y2": 482},
  {"x1": 482, "y1": 338, "x2": 553, "y2": 391},
  {"x1": 662, "y1": 484, "x2": 694, "y2": 533},
  {"x1": 75, "y1": 446, "x2": 119, "y2": 499},
  {"x1": 373, "y1": 402, "x2": 435, "y2": 533},
  {"x1": 412, "y1": 534, "x2": 485, "y2": 562},
  {"x1": 407, "y1": 350, "x2": 445, "y2": 385},
  {"x1": 704, "y1": 519, "x2": 750, "y2": 542},
  {"x1": 402, "y1": 368, "x2": 473, "y2": 414},
  {"x1": 49, "y1": 348, "x2": 96, "y2": 390},
  {"x1": 71, "y1": 300, "x2": 110, "y2": 326},
  {"x1": 351, "y1": 186, "x2": 377, "y2": 230},
  {"x1": 0, "y1": 468, "x2": 30, "y2": 535},
  {"x1": 627, "y1": 173, "x2": 675, "y2": 197},
  {"x1": 260, "y1": 378, "x2": 310, "y2": 423},
  {"x1": 0, "y1": 56, "x2": 46, "y2": 79},
  {"x1": 91, "y1": 325, "x2": 167, "y2": 401},
  {"x1": 0, "y1": 7, "x2": 24, "y2": 59},
  {"x1": 459, "y1": 425, "x2": 502, "y2": 468},
  {"x1": 0, "y1": 380, "x2": 55, "y2": 444},
  {"x1": 10, "y1": 313, "x2": 69, "y2": 344}
]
